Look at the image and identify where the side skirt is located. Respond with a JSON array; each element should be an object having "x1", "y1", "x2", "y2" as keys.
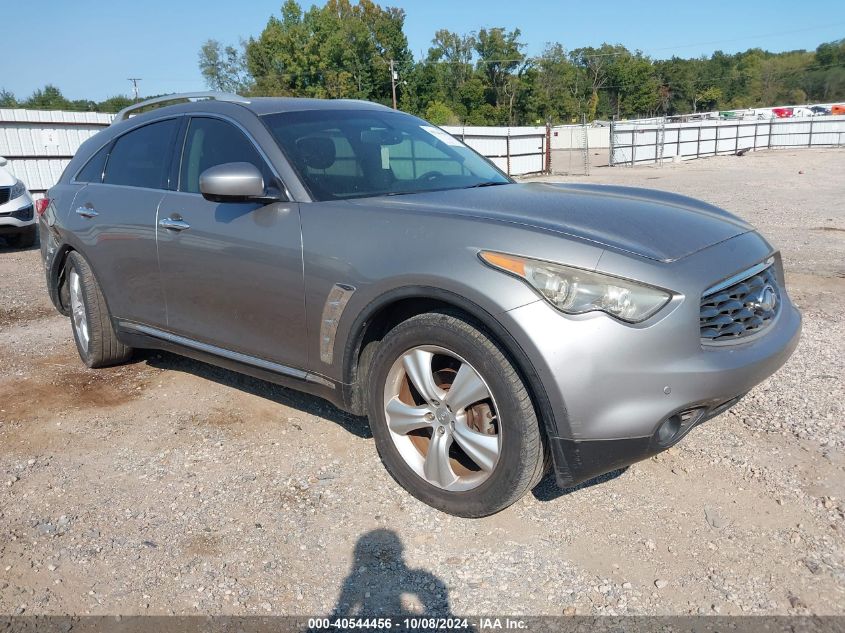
[{"x1": 115, "y1": 321, "x2": 346, "y2": 410}]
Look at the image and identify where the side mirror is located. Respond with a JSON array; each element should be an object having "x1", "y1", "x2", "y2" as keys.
[
  {"x1": 199, "y1": 162, "x2": 268, "y2": 202},
  {"x1": 0, "y1": 156, "x2": 7, "y2": 167}
]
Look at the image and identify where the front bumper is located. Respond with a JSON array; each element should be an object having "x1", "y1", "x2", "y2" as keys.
[
  {"x1": 0, "y1": 191, "x2": 36, "y2": 231},
  {"x1": 549, "y1": 393, "x2": 747, "y2": 487},
  {"x1": 545, "y1": 299, "x2": 799, "y2": 487},
  {"x1": 500, "y1": 234, "x2": 802, "y2": 487}
]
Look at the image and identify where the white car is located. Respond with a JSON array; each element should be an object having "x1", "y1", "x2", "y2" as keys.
[
  {"x1": 0, "y1": 157, "x2": 36, "y2": 248},
  {"x1": 792, "y1": 106, "x2": 815, "y2": 118}
]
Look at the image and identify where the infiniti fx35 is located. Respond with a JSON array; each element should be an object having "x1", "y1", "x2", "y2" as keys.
[{"x1": 39, "y1": 93, "x2": 801, "y2": 516}]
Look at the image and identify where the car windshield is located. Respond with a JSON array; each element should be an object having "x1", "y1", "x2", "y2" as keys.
[{"x1": 261, "y1": 109, "x2": 510, "y2": 201}]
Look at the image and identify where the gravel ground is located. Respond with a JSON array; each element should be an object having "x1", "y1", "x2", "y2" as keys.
[{"x1": 0, "y1": 148, "x2": 843, "y2": 618}]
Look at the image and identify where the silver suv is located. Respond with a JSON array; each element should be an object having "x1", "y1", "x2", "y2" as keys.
[{"x1": 39, "y1": 93, "x2": 801, "y2": 517}]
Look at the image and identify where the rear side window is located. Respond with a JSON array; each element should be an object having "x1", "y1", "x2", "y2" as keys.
[
  {"x1": 104, "y1": 119, "x2": 178, "y2": 189},
  {"x1": 75, "y1": 144, "x2": 110, "y2": 183},
  {"x1": 179, "y1": 117, "x2": 270, "y2": 194}
]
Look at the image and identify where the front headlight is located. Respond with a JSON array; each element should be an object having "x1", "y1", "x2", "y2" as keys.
[
  {"x1": 9, "y1": 180, "x2": 27, "y2": 200},
  {"x1": 480, "y1": 251, "x2": 671, "y2": 323}
]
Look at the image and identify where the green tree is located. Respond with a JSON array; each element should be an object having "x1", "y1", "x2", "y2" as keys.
[
  {"x1": 427, "y1": 29, "x2": 475, "y2": 97},
  {"x1": 244, "y1": 0, "x2": 411, "y2": 104},
  {"x1": 424, "y1": 100, "x2": 459, "y2": 125},
  {"x1": 607, "y1": 50, "x2": 660, "y2": 118},
  {"x1": 0, "y1": 89, "x2": 17, "y2": 108},
  {"x1": 97, "y1": 95, "x2": 134, "y2": 113},
  {"x1": 532, "y1": 43, "x2": 580, "y2": 123},
  {"x1": 694, "y1": 86, "x2": 722, "y2": 112},
  {"x1": 24, "y1": 85, "x2": 71, "y2": 110},
  {"x1": 570, "y1": 44, "x2": 624, "y2": 120},
  {"x1": 474, "y1": 27, "x2": 528, "y2": 123},
  {"x1": 199, "y1": 39, "x2": 253, "y2": 94}
]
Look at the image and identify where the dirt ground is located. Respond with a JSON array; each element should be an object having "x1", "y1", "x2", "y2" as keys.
[{"x1": 0, "y1": 149, "x2": 843, "y2": 618}]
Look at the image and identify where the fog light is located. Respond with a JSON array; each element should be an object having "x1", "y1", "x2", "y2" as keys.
[{"x1": 656, "y1": 407, "x2": 704, "y2": 446}]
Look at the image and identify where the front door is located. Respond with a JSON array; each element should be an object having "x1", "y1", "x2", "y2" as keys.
[{"x1": 155, "y1": 116, "x2": 307, "y2": 369}]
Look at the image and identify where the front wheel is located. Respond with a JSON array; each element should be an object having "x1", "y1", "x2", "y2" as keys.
[{"x1": 367, "y1": 311, "x2": 546, "y2": 517}]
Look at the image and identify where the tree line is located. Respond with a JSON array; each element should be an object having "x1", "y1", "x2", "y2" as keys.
[
  {"x1": 3, "y1": 0, "x2": 843, "y2": 123},
  {"x1": 0, "y1": 85, "x2": 133, "y2": 114},
  {"x1": 201, "y1": 0, "x2": 845, "y2": 124}
]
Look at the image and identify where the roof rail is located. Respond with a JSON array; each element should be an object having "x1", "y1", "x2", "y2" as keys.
[{"x1": 112, "y1": 91, "x2": 250, "y2": 124}]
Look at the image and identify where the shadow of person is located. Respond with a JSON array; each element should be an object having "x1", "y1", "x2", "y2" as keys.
[{"x1": 324, "y1": 529, "x2": 475, "y2": 630}]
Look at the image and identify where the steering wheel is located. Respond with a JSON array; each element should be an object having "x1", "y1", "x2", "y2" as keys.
[{"x1": 417, "y1": 170, "x2": 444, "y2": 183}]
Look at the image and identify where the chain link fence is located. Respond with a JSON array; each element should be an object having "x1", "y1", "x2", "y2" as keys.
[{"x1": 550, "y1": 117, "x2": 612, "y2": 176}]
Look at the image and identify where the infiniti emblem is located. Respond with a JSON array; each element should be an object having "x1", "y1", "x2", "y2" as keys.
[{"x1": 750, "y1": 284, "x2": 777, "y2": 313}]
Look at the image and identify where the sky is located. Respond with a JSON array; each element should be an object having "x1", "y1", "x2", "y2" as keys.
[{"x1": 2, "y1": 0, "x2": 844, "y2": 102}]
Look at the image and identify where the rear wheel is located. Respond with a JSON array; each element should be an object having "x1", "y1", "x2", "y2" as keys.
[
  {"x1": 367, "y1": 311, "x2": 546, "y2": 517},
  {"x1": 66, "y1": 251, "x2": 133, "y2": 368}
]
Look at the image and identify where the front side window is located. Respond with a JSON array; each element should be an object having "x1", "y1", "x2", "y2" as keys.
[
  {"x1": 103, "y1": 119, "x2": 178, "y2": 189},
  {"x1": 261, "y1": 109, "x2": 509, "y2": 201},
  {"x1": 179, "y1": 117, "x2": 271, "y2": 193}
]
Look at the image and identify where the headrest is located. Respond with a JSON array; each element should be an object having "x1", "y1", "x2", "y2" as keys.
[{"x1": 296, "y1": 136, "x2": 336, "y2": 170}]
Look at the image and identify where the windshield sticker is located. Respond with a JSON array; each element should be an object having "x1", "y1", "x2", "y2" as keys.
[{"x1": 420, "y1": 125, "x2": 463, "y2": 147}]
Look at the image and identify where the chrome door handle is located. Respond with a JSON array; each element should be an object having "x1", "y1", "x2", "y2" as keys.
[
  {"x1": 75, "y1": 206, "x2": 98, "y2": 218},
  {"x1": 158, "y1": 217, "x2": 191, "y2": 231}
]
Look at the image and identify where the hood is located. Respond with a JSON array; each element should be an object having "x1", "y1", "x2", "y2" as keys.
[{"x1": 349, "y1": 182, "x2": 753, "y2": 262}]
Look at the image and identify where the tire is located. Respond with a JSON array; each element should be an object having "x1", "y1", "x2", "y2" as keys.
[
  {"x1": 65, "y1": 251, "x2": 133, "y2": 368},
  {"x1": 367, "y1": 311, "x2": 546, "y2": 517},
  {"x1": 6, "y1": 226, "x2": 36, "y2": 249}
]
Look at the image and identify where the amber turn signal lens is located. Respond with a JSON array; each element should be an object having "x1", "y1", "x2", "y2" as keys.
[{"x1": 479, "y1": 251, "x2": 526, "y2": 277}]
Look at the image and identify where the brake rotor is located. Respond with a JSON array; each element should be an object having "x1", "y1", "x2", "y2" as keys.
[{"x1": 466, "y1": 402, "x2": 496, "y2": 435}]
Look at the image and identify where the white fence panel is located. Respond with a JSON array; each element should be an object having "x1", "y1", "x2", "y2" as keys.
[
  {"x1": 611, "y1": 115, "x2": 845, "y2": 166},
  {"x1": 551, "y1": 125, "x2": 610, "y2": 150},
  {"x1": 442, "y1": 125, "x2": 547, "y2": 175}
]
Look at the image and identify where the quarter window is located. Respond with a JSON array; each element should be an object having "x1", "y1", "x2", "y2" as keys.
[
  {"x1": 103, "y1": 119, "x2": 178, "y2": 189},
  {"x1": 75, "y1": 144, "x2": 110, "y2": 183},
  {"x1": 179, "y1": 117, "x2": 270, "y2": 194}
]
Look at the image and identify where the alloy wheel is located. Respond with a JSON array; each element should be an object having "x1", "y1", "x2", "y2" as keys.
[
  {"x1": 383, "y1": 345, "x2": 502, "y2": 491},
  {"x1": 69, "y1": 269, "x2": 89, "y2": 353}
]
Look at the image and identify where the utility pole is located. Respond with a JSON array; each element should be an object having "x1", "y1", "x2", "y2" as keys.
[
  {"x1": 389, "y1": 60, "x2": 397, "y2": 110},
  {"x1": 127, "y1": 78, "x2": 142, "y2": 102}
]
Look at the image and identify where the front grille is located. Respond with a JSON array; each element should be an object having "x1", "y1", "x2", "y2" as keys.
[
  {"x1": 700, "y1": 264, "x2": 780, "y2": 342},
  {"x1": 0, "y1": 187, "x2": 10, "y2": 205}
]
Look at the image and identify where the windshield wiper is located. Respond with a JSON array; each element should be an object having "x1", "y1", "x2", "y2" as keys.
[
  {"x1": 379, "y1": 181, "x2": 509, "y2": 197},
  {"x1": 463, "y1": 181, "x2": 509, "y2": 189}
]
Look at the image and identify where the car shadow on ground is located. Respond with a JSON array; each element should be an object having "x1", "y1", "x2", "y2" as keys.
[
  {"x1": 135, "y1": 349, "x2": 372, "y2": 439},
  {"x1": 531, "y1": 467, "x2": 628, "y2": 502},
  {"x1": 314, "y1": 528, "x2": 476, "y2": 630},
  {"x1": 135, "y1": 349, "x2": 624, "y2": 503}
]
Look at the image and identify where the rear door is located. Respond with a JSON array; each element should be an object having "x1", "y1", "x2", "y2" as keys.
[
  {"x1": 67, "y1": 118, "x2": 180, "y2": 327},
  {"x1": 156, "y1": 116, "x2": 307, "y2": 369}
]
